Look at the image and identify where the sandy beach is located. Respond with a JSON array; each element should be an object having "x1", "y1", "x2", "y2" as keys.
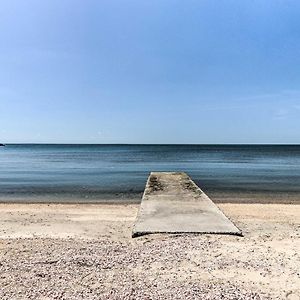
[
  {"x1": 2, "y1": 0, "x2": 300, "y2": 298},
  {"x1": 0, "y1": 203, "x2": 299, "y2": 299}
]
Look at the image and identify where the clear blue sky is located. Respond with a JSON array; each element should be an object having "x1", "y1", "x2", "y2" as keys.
[{"x1": 1, "y1": 1, "x2": 300, "y2": 144}]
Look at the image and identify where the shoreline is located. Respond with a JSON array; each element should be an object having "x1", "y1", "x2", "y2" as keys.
[
  {"x1": 0, "y1": 190, "x2": 299, "y2": 204},
  {"x1": 0, "y1": 202, "x2": 299, "y2": 239}
]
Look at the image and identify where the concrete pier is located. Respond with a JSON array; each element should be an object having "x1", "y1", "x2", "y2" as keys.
[{"x1": 132, "y1": 172, "x2": 242, "y2": 237}]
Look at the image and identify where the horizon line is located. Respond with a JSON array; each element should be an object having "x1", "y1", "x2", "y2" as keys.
[{"x1": 3, "y1": 143, "x2": 300, "y2": 146}]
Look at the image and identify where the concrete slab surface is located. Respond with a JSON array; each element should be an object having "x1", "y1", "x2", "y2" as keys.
[{"x1": 132, "y1": 172, "x2": 242, "y2": 237}]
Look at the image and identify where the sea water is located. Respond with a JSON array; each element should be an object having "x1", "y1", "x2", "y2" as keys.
[{"x1": 0, "y1": 144, "x2": 300, "y2": 202}]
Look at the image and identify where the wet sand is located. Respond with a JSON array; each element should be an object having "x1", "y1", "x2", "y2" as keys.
[{"x1": 0, "y1": 203, "x2": 299, "y2": 299}]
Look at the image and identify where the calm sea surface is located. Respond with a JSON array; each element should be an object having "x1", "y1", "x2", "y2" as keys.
[{"x1": 1, "y1": 144, "x2": 300, "y2": 202}]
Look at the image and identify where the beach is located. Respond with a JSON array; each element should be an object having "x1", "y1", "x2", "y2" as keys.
[
  {"x1": 2, "y1": 0, "x2": 300, "y2": 298},
  {"x1": 1, "y1": 145, "x2": 300, "y2": 299},
  {"x1": 0, "y1": 202, "x2": 299, "y2": 299}
]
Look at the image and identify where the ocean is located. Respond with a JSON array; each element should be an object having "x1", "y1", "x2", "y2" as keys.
[{"x1": 0, "y1": 144, "x2": 300, "y2": 203}]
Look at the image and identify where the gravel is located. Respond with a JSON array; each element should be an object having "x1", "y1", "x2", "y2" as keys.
[{"x1": 0, "y1": 235, "x2": 272, "y2": 300}]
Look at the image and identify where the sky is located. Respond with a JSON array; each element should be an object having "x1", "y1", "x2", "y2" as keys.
[{"x1": 1, "y1": 0, "x2": 300, "y2": 144}]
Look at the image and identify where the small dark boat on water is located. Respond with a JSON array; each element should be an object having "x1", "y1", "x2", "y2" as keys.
[{"x1": 0, "y1": 143, "x2": 5, "y2": 146}]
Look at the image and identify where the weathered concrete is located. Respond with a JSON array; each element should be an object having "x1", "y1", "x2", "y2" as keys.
[{"x1": 132, "y1": 172, "x2": 242, "y2": 237}]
